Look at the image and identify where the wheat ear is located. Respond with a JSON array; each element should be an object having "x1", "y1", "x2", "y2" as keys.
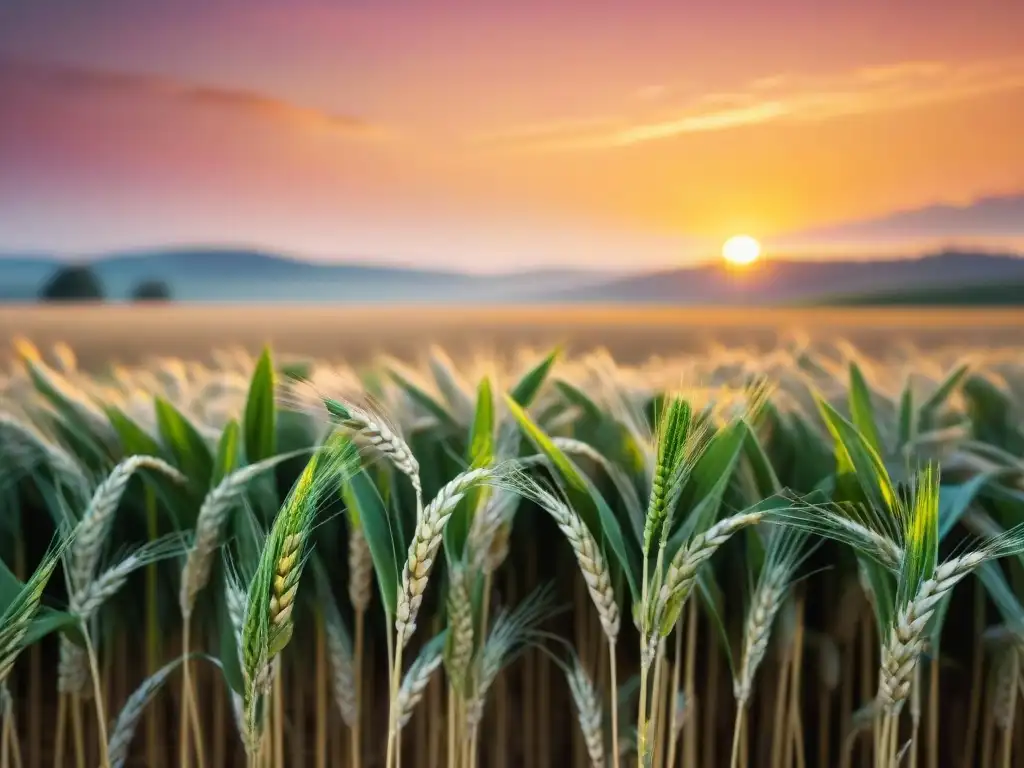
[
  {"x1": 992, "y1": 645, "x2": 1022, "y2": 732},
  {"x1": 464, "y1": 585, "x2": 556, "y2": 733},
  {"x1": 179, "y1": 452, "x2": 304, "y2": 619},
  {"x1": 320, "y1": 599, "x2": 358, "y2": 729},
  {"x1": 0, "y1": 413, "x2": 89, "y2": 496},
  {"x1": 444, "y1": 565, "x2": 475, "y2": 694},
  {"x1": 735, "y1": 570, "x2": 787, "y2": 706},
  {"x1": 396, "y1": 466, "x2": 510, "y2": 647},
  {"x1": 878, "y1": 551, "x2": 986, "y2": 713},
  {"x1": 646, "y1": 510, "x2": 765, "y2": 667},
  {"x1": 72, "y1": 455, "x2": 185, "y2": 592},
  {"x1": 71, "y1": 534, "x2": 187, "y2": 623},
  {"x1": 467, "y1": 491, "x2": 516, "y2": 576},
  {"x1": 527, "y1": 483, "x2": 619, "y2": 643},
  {"x1": 347, "y1": 525, "x2": 373, "y2": 614},
  {"x1": 107, "y1": 657, "x2": 187, "y2": 768},
  {"x1": 735, "y1": 528, "x2": 810, "y2": 706},
  {"x1": 241, "y1": 438, "x2": 357, "y2": 752},
  {"x1": 310, "y1": 556, "x2": 358, "y2": 728},
  {"x1": 0, "y1": 539, "x2": 66, "y2": 685},
  {"x1": 321, "y1": 396, "x2": 422, "y2": 506},
  {"x1": 397, "y1": 636, "x2": 446, "y2": 730},
  {"x1": 566, "y1": 658, "x2": 606, "y2": 768}
]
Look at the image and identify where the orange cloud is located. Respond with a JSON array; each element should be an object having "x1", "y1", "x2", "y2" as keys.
[
  {"x1": 479, "y1": 56, "x2": 1024, "y2": 152},
  {"x1": 0, "y1": 56, "x2": 383, "y2": 139}
]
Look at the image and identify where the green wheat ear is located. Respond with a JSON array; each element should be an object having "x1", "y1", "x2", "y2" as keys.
[
  {"x1": 643, "y1": 397, "x2": 691, "y2": 556},
  {"x1": 242, "y1": 432, "x2": 358, "y2": 693},
  {"x1": 898, "y1": 463, "x2": 940, "y2": 607},
  {"x1": 0, "y1": 533, "x2": 69, "y2": 684}
]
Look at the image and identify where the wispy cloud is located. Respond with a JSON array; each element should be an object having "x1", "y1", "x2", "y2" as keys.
[
  {"x1": 0, "y1": 56, "x2": 384, "y2": 139},
  {"x1": 481, "y1": 56, "x2": 1024, "y2": 151}
]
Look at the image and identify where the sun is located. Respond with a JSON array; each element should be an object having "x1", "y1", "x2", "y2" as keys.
[{"x1": 721, "y1": 235, "x2": 761, "y2": 266}]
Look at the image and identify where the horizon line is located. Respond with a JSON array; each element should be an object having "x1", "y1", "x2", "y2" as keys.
[{"x1": 0, "y1": 240, "x2": 1022, "y2": 274}]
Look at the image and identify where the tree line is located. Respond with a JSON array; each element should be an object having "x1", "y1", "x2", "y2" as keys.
[{"x1": 39, "y1": 265, "x2": 172, "y2": 302}]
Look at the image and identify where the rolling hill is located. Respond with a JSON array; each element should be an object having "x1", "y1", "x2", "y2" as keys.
[
  {"x1": 554, "y1": 250, "x2": 1024, "y2": 305},
  {"x1": 1, "y1": 247, "x2": 1022, "y2": 304}
]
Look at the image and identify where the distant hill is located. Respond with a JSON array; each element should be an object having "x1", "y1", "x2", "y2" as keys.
[
  {"x1": 0, "y1": 248, "x2": 611, "y2": 302},
  {"x1": 557, "y1": 250, "x2": 1024, "y2": 305},
  {"x1": 1, "y1": 246, "x2": 1022, "y2": 304}
]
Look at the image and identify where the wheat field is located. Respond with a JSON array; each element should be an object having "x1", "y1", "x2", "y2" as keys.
[
  {"x1": 1, "y1": 307, "x2": 1024, "y2": 768},
  {"x1": 2, "y1": 305, "x2": 1023, "y2": 368}
]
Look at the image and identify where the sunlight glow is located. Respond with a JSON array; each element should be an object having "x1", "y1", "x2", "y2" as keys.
[{"x1": 722, "y1": 235, "x2": 762, "y2": 266}]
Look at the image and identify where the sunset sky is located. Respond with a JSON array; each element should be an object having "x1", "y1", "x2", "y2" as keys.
[{"x1": 2, "y1": 0, "x2": 1024, "y2": 271}]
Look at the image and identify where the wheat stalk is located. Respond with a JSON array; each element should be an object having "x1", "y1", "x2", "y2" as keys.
[
  {"x1": 310, "y1": 556, "x2": 359, "y2": 730},
  {"x1": 992, "y1": 645, "x2": 1022, "y2": 734},
  {"x1": 387, "y1": 465, "x2": 513, "y2": 768},
  {"x1": 641, "y1": 399, "x2": 695, "y2": 557},
  {"x1": 176, "y1": 453, "x2": 302, "y2": 768}
]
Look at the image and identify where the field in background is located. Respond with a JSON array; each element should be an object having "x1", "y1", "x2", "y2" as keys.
[{"x1": 2, "y1": 305, "x2": 1023, "y2": 368}]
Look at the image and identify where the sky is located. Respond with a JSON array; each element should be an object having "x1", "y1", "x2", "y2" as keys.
[{"x1": 1, "y1": 0, "x2": 1024, "y2": 272}]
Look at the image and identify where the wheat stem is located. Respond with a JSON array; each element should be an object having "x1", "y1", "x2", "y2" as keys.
[
  {"x1": 609, "y1": 643, "x2": 620, "y2": 768},
  {"x1": 730, "y1": 706, "x2": 746, "y2": 768}
]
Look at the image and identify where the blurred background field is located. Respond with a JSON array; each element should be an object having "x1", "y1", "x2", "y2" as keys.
[{"x1": 3, "y1": 305, "x2": 1024, "y2": 370}]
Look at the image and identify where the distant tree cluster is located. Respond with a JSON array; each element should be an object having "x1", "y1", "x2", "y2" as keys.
[
  {"x1": 131, "y1": 279, "x2": 172, "y2": 302},
  {"x1": 39, "y1": 266, "x2": 104, "y2": 302},
  {"x1": 38, "y1": 265, "x2": 171, "y2": 302}
]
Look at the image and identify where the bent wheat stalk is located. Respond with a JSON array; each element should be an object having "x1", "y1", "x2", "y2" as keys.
[
  {"x1": 387, "y1": 464, "x2": 519, "y2": 768},
  {"x1": 240, "y1": 437, "x2": 357, "y2": 759},
  {"x1": 524, "y1": 481, "x2": 620, "y2": 766},
  {"x1": 177, "y1": 452, "x2": 303, "y2": 768}
]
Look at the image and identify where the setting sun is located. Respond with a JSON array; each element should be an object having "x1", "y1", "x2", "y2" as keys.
[{"x1": 722, "y1": 235, "x2": 762, "y2": 266}]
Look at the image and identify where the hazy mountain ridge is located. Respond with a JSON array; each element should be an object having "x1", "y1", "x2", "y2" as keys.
[
  {"x1": 780, "y1": 194, "x2": 1024, "y2": 244},
  {"x1": 554, "y1": 250, "x2": 1024, "y2": 304},
  {"x1": 1, "y1": 247, "x2": 1022, "y2": 304}
]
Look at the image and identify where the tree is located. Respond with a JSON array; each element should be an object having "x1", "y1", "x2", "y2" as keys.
[
  {"x1": 39, "y1": 265, "x2": 105, "y2": 302},
  {"x1": 131, "y1": 279, "x2": 172, "y2": 302}
]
